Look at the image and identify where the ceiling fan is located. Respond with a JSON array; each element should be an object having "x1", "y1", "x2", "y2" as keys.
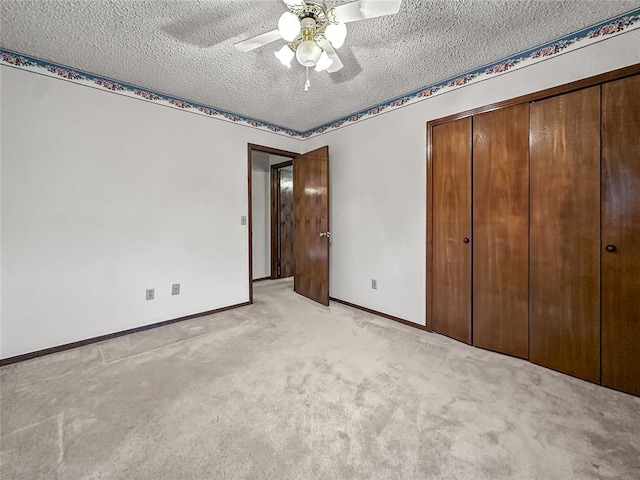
[{"x1": 234, "y1": 0, "x2": 403, "y2": 91}]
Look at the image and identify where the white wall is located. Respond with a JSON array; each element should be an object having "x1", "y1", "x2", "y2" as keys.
[
  {"x1": 0, "y1": 66, "x2": 301, "y2": 358},
  {"x1": 251, "y1": 152, "x2": 271, "y2": 280},
  {"x1": 304, "y1": 30, "x2": 640, "y2": 326}
]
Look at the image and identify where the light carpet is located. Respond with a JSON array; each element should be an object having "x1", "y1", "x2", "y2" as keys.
[{"x1": 1, "y1": 278, "x2": 639, "y2": 479}]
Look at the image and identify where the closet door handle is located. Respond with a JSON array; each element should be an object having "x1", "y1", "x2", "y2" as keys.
[
  {"x1": 463, "y1": 237, "x2": 470, "y2": 244},
  {"x1": 605, "y1": 244, "x2": 617, "y2": 253}
]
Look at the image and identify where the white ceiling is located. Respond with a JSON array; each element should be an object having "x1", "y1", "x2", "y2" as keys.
[{"x1": 2, "y1": 0, "x2": 639, "y2": 131}]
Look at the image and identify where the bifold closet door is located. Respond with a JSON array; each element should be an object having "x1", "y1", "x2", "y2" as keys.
[
  {"x1": 602, "y1": 74, "x2": 640, "y2": 396},
  {"x1": 529, "y1": 86, "x2": 601, "y2": 383},
  {"x1": 473, "y1": 104, "x2": 530, "y2": 358},
  {"x1": 432, "y1": 117, "x2": 472, "y2": 344}
]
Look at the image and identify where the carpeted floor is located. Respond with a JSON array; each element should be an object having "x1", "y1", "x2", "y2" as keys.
[{"x1": 1, "y1": 278, "x2": 639, "y2": 479}]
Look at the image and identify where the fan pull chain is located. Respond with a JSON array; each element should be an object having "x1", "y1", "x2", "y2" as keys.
[{"x1": 304, "y1": 66, "x2": 311, "y2": 92}]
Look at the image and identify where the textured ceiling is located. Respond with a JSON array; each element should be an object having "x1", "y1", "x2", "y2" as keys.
[{"x1": 2, "y1": 0, "x2": 639, "y2": 131}]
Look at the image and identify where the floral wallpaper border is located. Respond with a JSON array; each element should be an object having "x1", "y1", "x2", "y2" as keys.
[
  {"x1": 1, "y1": 8, "x2": 639, "y2": 139},
  {"x1": 303, "y1": 7, "x2": 640, "y2": 138},
  {"x1": 0, "y1": 49, "x2": 304, "y2": 137}
]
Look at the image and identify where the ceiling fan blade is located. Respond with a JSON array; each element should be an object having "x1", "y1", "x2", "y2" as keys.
[
  {"x1": 234, "y1": 29, "x2": 281, "y2": 52},
  {"x1": 282, "y1": 0, "x2": 304, "y2": 6},
  {"x1": 318, "y1": 38, "x2": 344, "y2": 73},
  {"x1": 327, "y1": 52, "x2": 344, "y2": 73},
  {"x1": 333, "y1": 0, "x2": 402, "y2": 23}
]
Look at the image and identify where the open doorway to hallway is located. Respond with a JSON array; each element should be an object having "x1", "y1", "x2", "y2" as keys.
[
  {"x1": 248, "y1": 143, "x2": 331, "y2": 306},
  {"x1": 250, "y1": 148, "x2": 295, "y2": 283},
  {"x1": 248, "y1": 144, "x2": 297, "y2": 304}
]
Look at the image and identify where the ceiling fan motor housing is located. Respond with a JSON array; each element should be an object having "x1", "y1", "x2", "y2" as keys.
[{"x1": 300, "y1": 16, "x2": 317, "y2": 34}]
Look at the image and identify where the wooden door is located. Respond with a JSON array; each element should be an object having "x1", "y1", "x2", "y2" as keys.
[
  {"x1": 529, "y1": 86, "x2": 601, "y2": 383},
  {"x1": 271, "y1": 165, "x2": 295, "y2": 278},
  {"x1": 293, "y1": 146, "x2": 330, "y2": 305},
  {"x1": 278, "y1": 166, "x2": 295, "y2": 278},
  {"x1": 431, "y1": 117, "x2": 472, "y2": 344},
  {"x1": 473, "y1": 104, "x2": 530, "y2": 358},
  {"x1": 602, "y1": 74, "x2": 640, "y2": 396}
]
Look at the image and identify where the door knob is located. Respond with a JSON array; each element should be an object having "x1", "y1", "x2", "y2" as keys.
[
  {"x1": 463, "y1": 237, "x2": 470, "y2": 244},
  {"x1": 319, "y1": 232, "x2": 332, "y2": 238},
  {"x1": 605, "y1": 244, "x2": 617, "y2": 253},
  {"x1": 319, "y1": 232, "x2": 326, "y2": 237}
]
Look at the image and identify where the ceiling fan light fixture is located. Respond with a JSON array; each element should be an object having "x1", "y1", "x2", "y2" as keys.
[
  {"x1": 275, "y1": 44, "x2": 294, "y2": 68},
  {"x1": 314, "y1": 50, "x2": 333, "y2": 72},
  {"x1": 296, "y1": 39, "x2": 322, "y2": 67},
  {"x1": 278, "y1": 11, "x2": 301, "y2": 42},
  {"x1": 235, "y1": 0, "x2": 404, "y2": 80},
  {"x1": 324, "y1": 22, "x2": 347, "y2": 49}
]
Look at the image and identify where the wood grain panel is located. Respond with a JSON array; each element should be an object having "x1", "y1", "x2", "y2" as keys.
[
  {"x1": 294, "y1": 146, "x2": 330, "y2": 306},
  {"x1": 529, "y1": 86, "x2": 601, "y2": 383},
  {"x1": 426, "y1": 122, "x2": 434, "y2": 332},
  {"x1": 473, "y1": 104, "x2": 530, "y2": 358},
  {"x1": 602, "y1": 74, "x2": 640, "y2": 396},
  {"x1": 279, "y1": 166, "x2": 295, "y2": 278},
  {"x1": 432, "y1": 117, "x2": 472, "y2": 344}
]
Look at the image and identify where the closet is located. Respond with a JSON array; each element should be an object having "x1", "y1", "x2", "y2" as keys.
[
  {"x1": 529, "y1": 87, "x2": 601, "y2": 383},
  {"x1": 431, "y1": 117, "x2": 472, "y2": 344},
  {"x1": 427, "y1": 66, "x2": 640, "y2": 396},
  {"x1": 473, "y1": 104, "x2": 529, "y2": 359},
  {"x1": 601, "y1": 74, "x2": 640, "y2": 395}
]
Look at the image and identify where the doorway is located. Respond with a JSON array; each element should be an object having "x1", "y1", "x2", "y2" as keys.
[
  {"x1": 247, "y1": 143, "x2": 331, "y2": 305},
  {"x1": 248, "y1": 145, "x2": 296, "y2": 294}
]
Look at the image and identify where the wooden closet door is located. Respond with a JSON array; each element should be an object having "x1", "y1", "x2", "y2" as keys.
[
  {"x1": 602, "y1": 74, "x2": 640, "y2": 396},
  {"x1": 529, "y1": 87, "x2": 601, "y2": 383},
  {"x1": 432, "y1": 117, "x2": 472, "y2": 344},
  {"x1": 473, "y1": 104, "x2": 530, "y2": 358}
]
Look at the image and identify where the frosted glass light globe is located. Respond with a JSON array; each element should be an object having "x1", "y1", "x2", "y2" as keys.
[
  {"x1": 325, "y1": 22, "x2": 347, "y2": 49},
  {"x1": 275, "y1": 45, "x2": 294, "y2": 68},
  {"x1": 296, "y1": 40, "x2": 322, "y2": 67},
  {"x1": 278, "y1": 12, "x2": 301, "y2": 42}
]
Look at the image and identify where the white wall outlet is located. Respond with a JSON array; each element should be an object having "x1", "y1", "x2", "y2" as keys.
[
  {"x1": 172, "y1": 283, "x2": 180, "y2": 295},
  {"x1": 241, "y1": 216, "x2": 247, "y2": 225},
  {"x1": 146, "y1": 288, "x2": 154, "y2": 300},
  {"x1": 371, "y1": 279, "x2": 377, "y2": 290}
]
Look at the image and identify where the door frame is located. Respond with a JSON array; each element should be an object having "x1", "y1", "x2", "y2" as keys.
[
  {"x1": 247, "y1": 144, "x2": 298, "y2": 304},
  {"x1": 270, "y1": 160, "x2": 294, "y2": 279}
]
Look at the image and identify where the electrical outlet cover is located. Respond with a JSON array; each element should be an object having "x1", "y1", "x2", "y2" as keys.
[
  {"x1": 172, "y1": 283, "x2": 180, "y2": 295},
  {"x1": 146, "y1": 288, "x2": 154, "y2": 300}
]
